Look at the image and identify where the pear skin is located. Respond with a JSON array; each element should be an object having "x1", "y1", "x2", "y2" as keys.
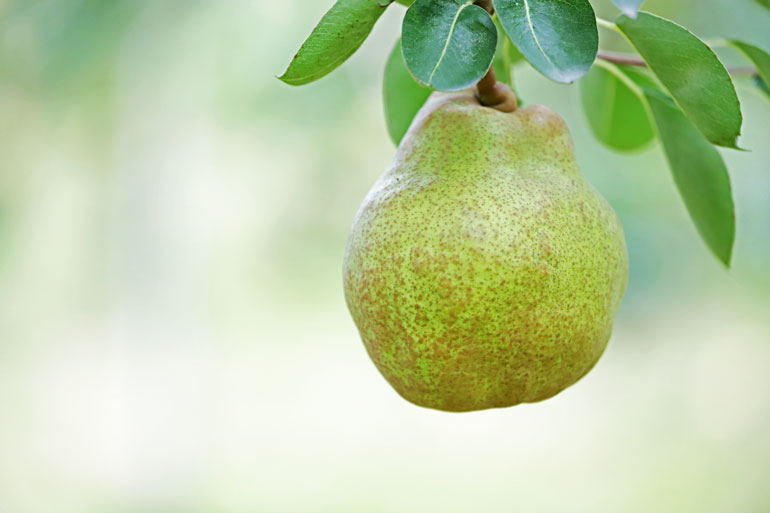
[{"x1": 343, "y1": 91, "x2": 628, "y2": 412}]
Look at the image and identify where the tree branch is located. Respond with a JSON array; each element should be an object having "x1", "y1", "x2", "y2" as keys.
[
  {"x1": 596, "y1": 50, "x2": 758, "y2": 77},
  {"x1": 597, "y1": 50, "x2": 646, "y2": 67}
]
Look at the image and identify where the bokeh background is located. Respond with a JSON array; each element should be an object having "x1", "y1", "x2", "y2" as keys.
[{"x1": 0, "y1": 0, "x2": 769, "y2": 511}]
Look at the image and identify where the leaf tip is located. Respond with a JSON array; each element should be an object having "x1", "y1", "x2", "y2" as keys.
[
  {"x1": 717, "y1": 216, "x2": 736, "y2": 268},
  {"x1": 717, "y1": 138, "x2": 748, "y2": 151},
  {"x1": 277, "y1": 70, "x2": 306, "y2": 87},
  {"x1": 718, "y1": 248, "x2": 734, "y2": 268}
]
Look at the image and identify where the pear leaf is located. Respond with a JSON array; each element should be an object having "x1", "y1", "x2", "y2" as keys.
[
  {"x1": 493, "y1": 0, "x2": 598, "y2": 83},
  {"x1": 754, "y1": 75, "x2": 770, "y2": 100},
  {"x1": 402, "y1": 0, "x2": 497, "y2": 91},
  {"x1": 645, "y1": 91, "x2": 735, "y2": 266},
  {"x1": 729, "y1": 40, "x2": 770, "y2": 94},
  {"x1": 580, "y1": 65, "x2": 654, "y2": 151},
  {"x1": 383, "y1": 38, "x2": 432, "y2": 145},
  {"x1": 612, "y1": 0, "x2": 643, "y2": 18},
  {"x1": 491, "y1": 18, "x2": 523, "y2": 87},
  {"x1": 279, "y1": 0, "x2": 392, "y2": 86},
  {"x1": 492, "y1": 39, "x2": 513, "y2": 88},
  {"x1": 616, "y1": 12, "x2": 742, "y2": 149},
  {"x1": 616, "y1": 66, "x2": 736, "y2": 266}
]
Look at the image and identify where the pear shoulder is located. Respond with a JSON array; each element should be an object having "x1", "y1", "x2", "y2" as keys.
[{"x1": 395, "y1": 92, "x2": 578, "y2": 181}]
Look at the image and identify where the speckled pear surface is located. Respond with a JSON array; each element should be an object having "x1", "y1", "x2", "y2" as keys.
[{"x1": 343, "y1": 91, "x2": 628, "y2": 412}]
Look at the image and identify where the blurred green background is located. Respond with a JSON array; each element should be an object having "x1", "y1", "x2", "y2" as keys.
[{"x1": 0, "y1": 0, "x2": 769, "y2": 511}]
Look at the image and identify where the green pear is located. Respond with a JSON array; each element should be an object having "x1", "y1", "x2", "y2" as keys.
[{"x1": 343, "y1": 91, "x2": 628, "y2": 412}]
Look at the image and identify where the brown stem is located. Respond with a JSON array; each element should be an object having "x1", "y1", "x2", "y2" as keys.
[
  {"x1": 475, "y1": 67, "x2": 518, "y2": 112},
  {"x1": 597, "y1": 50, "x2": 646, "y2": 67},
  {"x1": 474, "y1": 0, "x2": 494, "y2": 15},
  {"x1": 476, "y1": 67, "x2": 498, "y2": 97},
  {"x1": 597, "y1": 50, "x2": 758, "y2": 76},
  {"x1": 721, "y1": 66, "x2": 758, "y2": 76}
]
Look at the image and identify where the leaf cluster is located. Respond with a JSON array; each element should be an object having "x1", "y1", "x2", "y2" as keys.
[{"x1": 279, "y1": 0, "x2": 770, "y2": 266}]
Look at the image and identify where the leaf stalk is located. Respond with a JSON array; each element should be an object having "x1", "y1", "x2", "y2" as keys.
[{"x1": 596, "y1": 17, "x2": 621, "y2": 33}]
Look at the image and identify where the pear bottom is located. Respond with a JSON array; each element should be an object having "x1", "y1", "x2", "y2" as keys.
[{"x1": 343, "y1": 92, "x2": 628, "y2": 412}]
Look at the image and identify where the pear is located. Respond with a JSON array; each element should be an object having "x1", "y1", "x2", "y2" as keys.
[{"x1": 343, "y1": 91, "x2": 628, "y2": 412}]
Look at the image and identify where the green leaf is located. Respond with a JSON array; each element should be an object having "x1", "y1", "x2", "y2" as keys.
[
  {"x1": 617, "y1": 66, "x2": 736, "y2": 266},
  {"x1": 580, "y1": 65, "x2": 654, "y2": 151},
  {"x1": 279, "y1": 0, "x2": 391, "y2": 86},
  {"x1": 755, "y1": 0, "x2": 770, "y2": 9},
  {"x1": 616, "y1": 12, "x2": 743, "y2": 149},
  {"x1": 754, "y1": 75, "x2": 770, "y2": 100},
  {"x1": 493, "y1": 0, "x2": 598, "y2": 83},
  {"x1": 729, "y1": 40, "x2": 770, "y2": 92},
  {"x1": 646, "y1": 92, "x2": 735, "y2": 266},
  {"x1": 402, "y1": 0, "x2": 497, "y2": 91},
  {"x1": 612, "y1": 0, "x2": 644, "y2": 18},
  {"x1": 383, "y1": 38, "x2": 432, "y2": 145},
  {"x1": 491, "y1": 18, "x2": 522, "y2": 88},
  {"x1": 492, "y1": 42, "x2": 513, "y2": 88}
]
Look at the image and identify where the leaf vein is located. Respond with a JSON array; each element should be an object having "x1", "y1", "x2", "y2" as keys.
[
  {"x1": 522, "y1": 0, "x2": 556, "y2": 70},
  {"x1": 428, "y1": 1, "x2": 474, "y2": 84}
]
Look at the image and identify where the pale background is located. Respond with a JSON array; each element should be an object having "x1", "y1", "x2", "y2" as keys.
[{"x1": 0, "y1": 0, "x2": 769, "y2": 511}]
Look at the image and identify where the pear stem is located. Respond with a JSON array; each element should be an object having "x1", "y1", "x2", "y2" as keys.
[
  {"x1": 474, "y1": 0, "x2": 494, "y2": 15},
  {"x1": 475, "y1": 67, "x2": 518, "y2": 113}
]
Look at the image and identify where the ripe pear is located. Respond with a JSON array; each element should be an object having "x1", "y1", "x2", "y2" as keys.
[{"x1": 343, "y1": 91, "x2": 628, "y2": 412}]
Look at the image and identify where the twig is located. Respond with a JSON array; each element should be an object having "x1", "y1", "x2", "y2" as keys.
[
  {"x1": 597, "y1": 50, "x2": 646, "y2": 67},
  {"x1": 596, "y1": 50, "x2": 758, "y2": 76}
]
